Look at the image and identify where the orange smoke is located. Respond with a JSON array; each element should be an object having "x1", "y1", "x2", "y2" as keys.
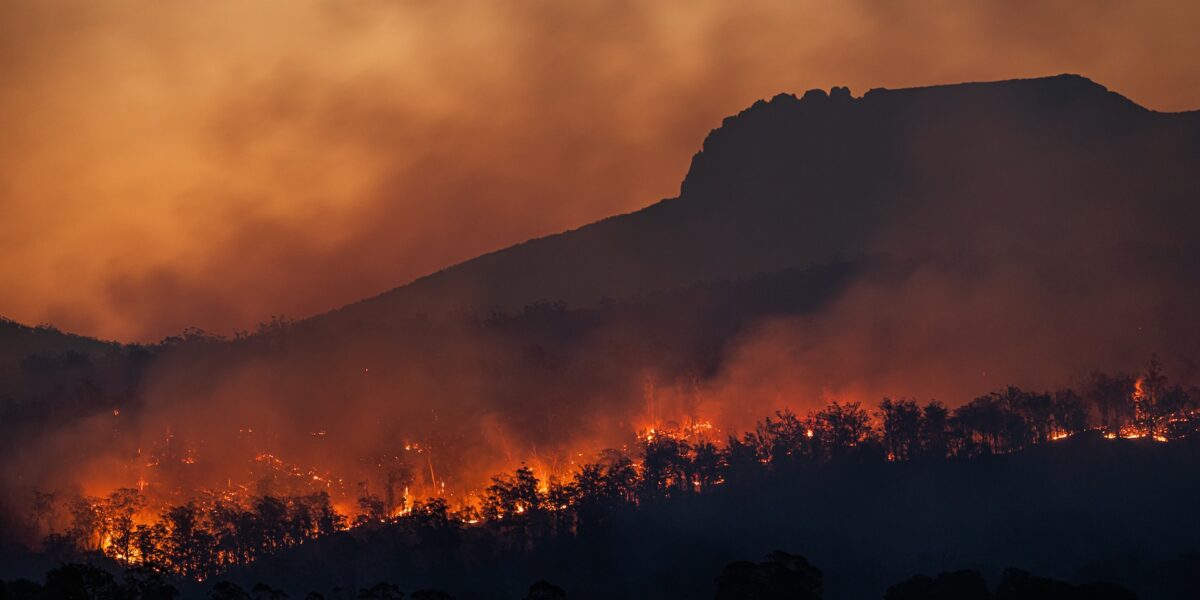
[{"x1": 3, "y1": 1, "x2": 1200, "y2": 341}]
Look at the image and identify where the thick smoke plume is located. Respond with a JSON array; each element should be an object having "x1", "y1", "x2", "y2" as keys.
[{"x1": 2, "y1": 0, "x2": 1200, "y2": 341}]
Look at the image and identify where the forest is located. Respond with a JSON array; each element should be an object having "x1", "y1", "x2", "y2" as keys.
[{"x1": 4, "y1": 358, "x2": 1198, "y2": 599}]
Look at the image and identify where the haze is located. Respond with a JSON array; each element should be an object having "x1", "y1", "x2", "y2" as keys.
[{"x1": 3, "y1": 0, "x2": 1199, "y2": 341}]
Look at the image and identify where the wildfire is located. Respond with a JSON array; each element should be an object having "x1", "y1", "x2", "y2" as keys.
[
  {"x1": 27, "y1": 365, "x2": 1200, "y2": 585},
  {"x1": 637, "y1": 419, "x2": 717, "y2": 444}
]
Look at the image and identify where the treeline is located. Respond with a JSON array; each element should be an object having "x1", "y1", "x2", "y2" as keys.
[
  {"x1": 0, "y1": 551, "x2": 1141, "y2": 599},
  {"x1": 36, "y1": 492, "x2": 346, "y2": 581},
  {"x1": 30, "y1": 362, "x2": 1200, "y2": 583},
  {"x1": 716, "y1": 552, "x2": 1138, "y2": 600}
]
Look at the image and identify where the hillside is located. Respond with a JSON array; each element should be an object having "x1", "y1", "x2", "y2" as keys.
[{"x1": 312, "y1": 74, "x2": 1200, "y2": 332}]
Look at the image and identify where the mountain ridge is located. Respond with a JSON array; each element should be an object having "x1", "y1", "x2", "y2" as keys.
[{"x1": 309, "y1": 73, "x2": 1199, "y2": 334}]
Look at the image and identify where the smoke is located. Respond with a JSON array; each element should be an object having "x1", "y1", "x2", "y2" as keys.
[
  {"x1": 699, "y1": 90, "x2": 1200, "y2": 419},
  {"x1": 3, "y1": 0, "x2": 1200, "y2": 341}
]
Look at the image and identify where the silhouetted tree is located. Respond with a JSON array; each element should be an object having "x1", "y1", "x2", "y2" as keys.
[
  {"x1": 67, "y1": 496, "x2": 103, "y2": 551},
  {"x1": 133, "y1": 522, "x2": 168, "y2": 569},
  {"x1": 880, "y1": 398, "x2": 922, "y2": 461},
  {"x1": 813, "y1": 402, "x2": 873, "y2": 462},
  {"x1": 753, "y1": 409, "x2": 812, "y2": 468},
  {"x1": 996, "y1": 568, "x2": 1136, "y2": 600},
  {"x1": 545, "y1": 477, "x2": 576, "y2": 535},
  {"x1": 523, "y1": 580, "x2": 567, "y2": 600},
  {"x1": 918, "y1": 401, "x2": 951, "y2": 459},
  {"x1": 209, "y1": 581, "x2": 250, "y2": 600},
  {"x1": 104, "y1": 488, "x2": 145, "y2": 564},
  {"x1": 354, "y1": 493, "x2": 389, "y2": 527},
  {"x1": 409, "y1": 591, "x2": 453, "y2": 600},
  {"x1": 724, "y1": 434, "x2": 767, "y2": 483},
  {"x1": 692, "y1": 440, "x2": 725, "y2": 491},
  {"x1": 1087, "y1": 372, "x2": 1136, "y2": 436},
  {"x1": 714, "y1": 551, "x2": 821, "y2": 600},
  {"x1": 121, "y1": 567, "x2": 179, "y2": 600},
  {"x1": 42, "y1": 563, "x2": 119, "y2": 600},
  {"x1": 1136, "y1": 356, "x2": 1168, "y2": 435},
  {"x1": 1051, "y1": 389, "x2": 1089, "y2": 436},
  {"x1": 484, "y1": 466, "x2": 541, "y2": 519},
  {"x1": 885, "y1": 570, "x2": 990, "y2": 600},
  {"x1": 251, "y1": 581, "x2": 289, "y2": 600},
  {"x1": 164, "y1": 503, "x2": 217, "y2": 579},
  {"x1": 1016, "y1": 389, "x2": 1055, "y2": 444},
  {"x1": 953, "y1": 394, "x2": 1007, "y2": 455},
  {"x1": 356, "y1": 582, "x2": 403, "y2": 599},
  {"x1": 639, "y1": 434, "x2": 692, "y2": 500}
]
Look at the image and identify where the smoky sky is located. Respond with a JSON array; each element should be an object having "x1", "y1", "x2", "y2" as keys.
[{"x1": 2, "y1": 0, "x2": 1199, "y2": 342}]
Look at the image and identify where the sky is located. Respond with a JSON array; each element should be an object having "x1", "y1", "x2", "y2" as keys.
[{"x1": 2, "y1": 0, "x2": 1199, "y2": 342}]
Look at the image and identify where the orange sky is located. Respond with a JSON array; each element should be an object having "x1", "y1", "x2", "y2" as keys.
[{"x1": 2, "y1": 0, "x2": 1199, "y2": 342}]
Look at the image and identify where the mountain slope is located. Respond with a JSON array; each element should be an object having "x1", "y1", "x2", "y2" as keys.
[{"x1": 313, "y1": 74, "x2": 1200, "y2": 332}]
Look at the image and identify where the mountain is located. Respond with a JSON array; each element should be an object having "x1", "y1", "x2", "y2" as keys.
[
  {"x1": 0, "y1": 317, "x2": 117, "y2": 365},
  {"x1": 311, "y1": 74, "x2": 1200, "y2": 333},
  {"x1": 0, "y1": 318, "x2": 122, "y2": 405}
]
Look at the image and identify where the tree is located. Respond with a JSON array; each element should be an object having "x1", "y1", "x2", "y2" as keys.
[
  {"x1": 1087, "y1": 372, "x2": 1136, "y2": 436},
  {"x1": 356, "y1": 582, "x2": 403, "y2": 599},
  {"x1": 602, "y1": 453, "x2": 639, "y2": 505},
  {"x1": 67, "y1": 496, "x2": 103, "y2": 551},
  {"x1": 409, "y1": 591, "x2": 453, "y2": 600},
  {"x1": 692, "y1": 440, "x2": 725, "y2": 491},
  {"x1": 918, "y1": 401, "x2": 950, "y2": 459},
  {"x1": 483, "y1": 466, "x2": 543, "y2": 551},
  {"x1": 715, "y1": 551, "x2": 821, "y2": 600},
  {"x1": 354, "y1": 493, "x2": 389, "y2": 527},
  {"x1": 42, "y1": 563, "x2": 119, "y2": 600},
  {"x1": 483, "y1": 466, "x2": 541, "y2": 519},
  {"x1": 880, "y1": 398, "x2": 922, "y2": 461},
  {"x1": 996, "y1": 568, "x2": 1136, "y2": 600},
  {"x1": 134, "y1": 522, "x2": 168, "y2": 569},
  {"x1": 953, "y1": 394, "x2": 1007, "y2": 455},
  {"x1": 1015, "y1": 389, "x2": 1055, "y2": 444},
  {"x1": 251, "y1": 582, "x2": 289, "y2": 600},
  {"x1": 523, "y1": 580, "x2": 567, "y2": 600},
  {"x1": 724, "y1": 434, "x2": 767, "y2": 483},
  {"x1": 638, "y1": 435, "x2": 692, "y2": 500},
  {"x1": 209, "y1": 581, "x2": 250, "y2": 600},
  {"x1": 251, "y1": 496, "x2": 290, "y2": 554},
  {"x1": 121, "y1": 567, "x2": 179, "y2": 600},
  {"x1": 885, "y1": 570, "x2": 990, "y2": 600},
  {"x1": 164, "y1": 503, "x2": 217, "y2": 579},
  {"x1": 1051, "y1": 389, "x2": 1089, "y2": 435},
  {"x1": 104, "y1": 488, "x2": 145, "y2": 564},
  {"x1": 753, "y1": 410, "x2": 812, "y2": 468},
  {"x1": 545, "y1": 477, "x2": 576, "y2": 535},
  {"x1": 813, "y1": 402, "x2": 873, "y2": 462},
  {"x1": 1136, "y1": 356, "x2": 1168, "y2": 433},
  {"x1": 32, "y1": 491, "x2": 58, "y2": 535}
]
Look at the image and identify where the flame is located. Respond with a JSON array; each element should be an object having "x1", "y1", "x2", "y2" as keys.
[{"x1": 34, "y1": 390, "x2": 1200, "y2": 582}]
